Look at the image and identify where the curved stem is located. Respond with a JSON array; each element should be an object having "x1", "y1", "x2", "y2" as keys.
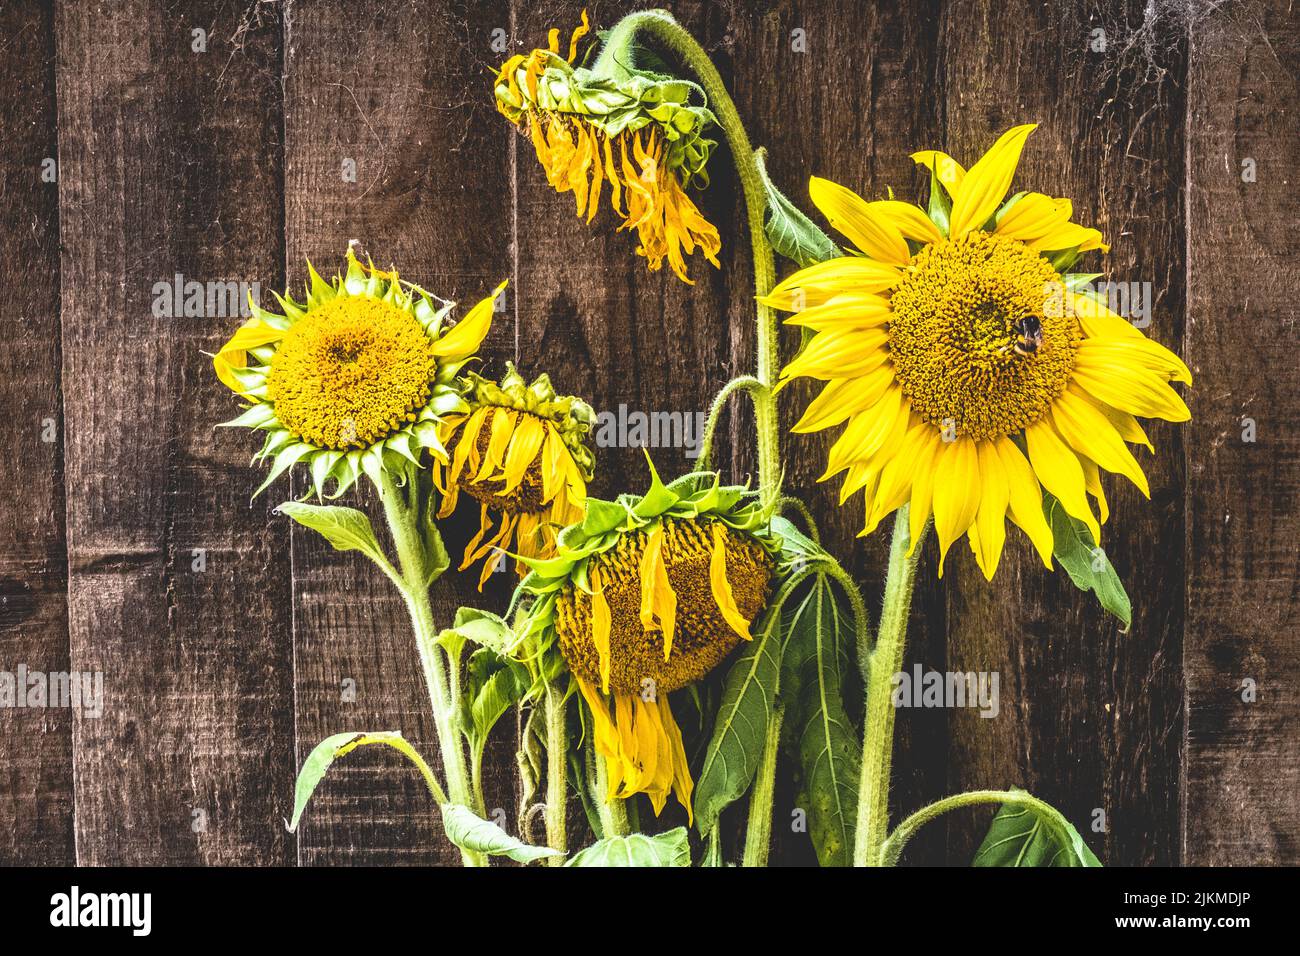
[
  {"x1": 542, "y1": 683, "x2": 568, "y2": 864},
  {"x1": 598, "y1": 10, "x2": 781, "y2": 505},
  {"x1": 377, "y1": 468, "x2": 485, "y2": 867},
  {"x1": 879, "y1": 790, "x2": 1044, "y2": 867},
  {"x1": 697, "y1": 375, "x2": 766, "y2": 472},
  {"x1": 853, "y1": 507, "x2": 926, "y2": 866},
  {"x1": 777, "y1": 495, "x2": 821, "y2": 545}
]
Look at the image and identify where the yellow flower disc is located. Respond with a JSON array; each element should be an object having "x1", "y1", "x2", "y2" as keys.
[
  {"x1": 554, "y1": 518, "x2": 771, "y2": 695},
  {"x1": 267, "y1": 295, "x2": 437, "y2": 450},
  {"x1": 888, "y1": 231, "x2": 1079, "y2": 440}
]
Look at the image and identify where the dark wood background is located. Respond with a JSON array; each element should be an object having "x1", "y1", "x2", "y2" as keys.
[{"x1": 0, "y1": 0, "x2": 1294, "y2": 866}]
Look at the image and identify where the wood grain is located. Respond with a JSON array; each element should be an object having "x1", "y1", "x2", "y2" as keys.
[
  {"x1": 1184, "y1": 0, "x2": 1300, "y2": 865},
  {"x1": 283, "y1": 0, "x2": 516, "y2": 865},
  {"x1": 0, "y1": 0, "x2": 1293, "y2": 866},
  {"x1": 0, "y1": 0, "x2": 73, "y2": 865},
  {"x1": 54, "y1": 0, "x2": 295, "y2": 864}
]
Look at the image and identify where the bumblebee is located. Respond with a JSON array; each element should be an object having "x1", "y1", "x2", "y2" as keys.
[{"x1": 1010, "y1": 314, "x2": 1044, "y2": 356}]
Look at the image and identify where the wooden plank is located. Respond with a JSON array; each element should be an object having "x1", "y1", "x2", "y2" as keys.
[
  {"x1": 55, "y1": 0, "x2": 295, "y2": 864},
  {"x1": 1184, "y1": 0, "x2": 1300, "y2": 865},
  {"x1": 283, "y1": 0, "x2": 516, "y2": 865},
  {"x1": 0, "y1": 0, "x2": 74, "y2": 865},
  {"x1": 935, "y1": 0, "x2": 1187, "y2": 865},
  {"x1": 729, "y1": 0, "x2": 949, "y2": 865}
]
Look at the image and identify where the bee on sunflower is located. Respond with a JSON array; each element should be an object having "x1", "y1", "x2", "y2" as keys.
[
  {"x1": 512, "y1": 464, "x2": 779, "y2": 820},
  {"x1": 213, "y1": 247, "x2": 505, "y2": 498},
  {"x1": 493, "y1": 9, "x2": 722, "y2": 283},
  {"x1": 769, "y1": 124, "x2": 1191, "y2": 579},
  {"x1": 433, "y1": 363, "x2": 596, "y2": 590}
]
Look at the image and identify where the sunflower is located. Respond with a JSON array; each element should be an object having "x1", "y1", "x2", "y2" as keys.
[
  {"x1": 493, "y1": 10, "x2": 721, "y2": 283},
  {"x1": 433, "y1": 363, "x2": 596, "y2": 590},
  {"x1": 769, "y1": 125, "x2": 1191, "y2": 579},
  {"x1": 213, "y1": 248, "x2": 506, "y2": 498},
  {"x1": 513, "y1": 465, "x2": 779, "y2": 819}
]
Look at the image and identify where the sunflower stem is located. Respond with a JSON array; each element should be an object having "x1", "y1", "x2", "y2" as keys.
[
  {"x1": 741, "y1": 699, "x2": 784, "y2": 867},
  {"x1": 878, "y1": 789, "x2": 1043, "y2": 867},
  {"x1": 854, "y1": 506, "x2": 925, "y2": 866},
  {"x1": 590, "y1": 748, "x2": 630, "y2": 838},
  {"x1": 377, "y1": 468, "x2": 486, "y2": 867},
  {"x1": 542, "y1": 682, "x2": 569, "y2": 864},
  {"x1": 598, "y1": 10, "x2": 781, "y2": 505},
  {"x1": 697, "y1": 375, "x2": 765, "y2": 472}
]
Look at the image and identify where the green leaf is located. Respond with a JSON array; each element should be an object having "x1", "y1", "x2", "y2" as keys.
[
  {"x1": 756, "y1": 151, "x2": 838, "y2": 268},
  {"x1": 924, "y1": 159, "x2": 952, "y2": 235},
  {"x1": 277, "y1": 502, "x2": 396, "y2": 578},
  {"x1": 440, "y1": 606, "x2": 515, "y2": 655},
  {"x1": 973, "y1": 793, "x2": 1102, "y2": 867},
  {"x1": 420, "y1": 501, "x2": 450, "y2": 586},
  {"x1": 693, "y1": 603, "x2": 784, "y2": 835},
  {"x1": 289, "y1": 731, "x2": 437, "y2": 831},
  {"x1": 781, "y1": 576, "x2": 860, "y2": 866},
  {"x1": 463, "y1": 647, "x2": 532, "y2": 752},
  {"x1": 1043, "y1": 492, "x2": 1132, "y2": 628},
  {"x1": 564, "y1": 827, "x2": 691, "y2": 867},
  {"x1": 439, "y1": 803, "x2": 561, "y2": 864}
]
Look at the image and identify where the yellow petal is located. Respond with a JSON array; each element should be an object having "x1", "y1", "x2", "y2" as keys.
[
  {"x1": 474, "y1": 408, "x2": 517, "y2": 481},
  {"x1": 500, "y1": 414, "x2": 546, "y2": 493},
  {"x1": 431, "y1": 281, "x2": 507, "y2": 359},
  {"x1": 809, "y1": 177, "x2": 910, "y2": 266},
  {"x1": 931, "y1": 438, "x2": 982, "y2": 575},
  {"x1": 967, "y1": 441, "x2": 1010, "y2": 580},
  {"x1": 910, "y1": 150, "x2": 966, "y2": 194},
  {"x1": 783, "y1": 293, "x2": 892, "y2": 332},
  {"x1": 639, "y1": 525, "x2": 677, "y2": 661},
  {"x1": 994, "y1": 192, "x2": 1071, "y2": 243},
  {"x1": 1025, "y1": 418, "x2": 1099, "y2": 544},
  {"x1": 792, "y1": 367, "x2": 894, "y2": 434},
  {"x1": 995, "y1": 436, "x2": 1054, "y2": 568},
  {"x1": 759, "y1": 257, "x2": 903, "y2": 311},
  {"x1": 822, "y1": 385, "x2": 904, "y2": 480},
  {"x1": 949, "y1": 124, "x2": 1037, "y2": 237},
  {"x1": 213, "y1": 319, "x2": 284, "y2": 393},
  {"x1": 1071, "y1": 361, "x2": 1191, "y2": 422},
  {"x1": 868, "y1": 199, "x2": 943, "y2": 243},
  {"x1": 1051, "y1": 388, "x2": 1150, "y2": 497},
  {"x1": 709, "y1": 523, "x2": 752, "y2": 639},
  {"x1": 659, "y1": 696, "x2": 694, "y2": 825},
  {"x1": 907, "y1": 424, "x2": 941, "y2": 554},
  {"x1": 779, "y1": 327, "x2": 890, "y2": 384},
  {"x1": 590, "y1": 566, "x2": 613, "y2": 694}
]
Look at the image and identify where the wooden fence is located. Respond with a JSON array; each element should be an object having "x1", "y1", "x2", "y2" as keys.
[{"x1": 0, "y1": 0, "x2": 1295, "y2": 865}]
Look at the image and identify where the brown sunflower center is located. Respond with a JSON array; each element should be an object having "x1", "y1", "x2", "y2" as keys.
[
  {"x1": 554, "y1": 518, "x2": 771, "y2": 696},
  {"x1": 887, "y1": 231, "x2": 1080, "y2": 440}
]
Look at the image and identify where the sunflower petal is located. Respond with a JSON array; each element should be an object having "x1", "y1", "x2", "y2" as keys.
[{"x1": 949, "y1": 124, "x2": 1037, "y2": 236}]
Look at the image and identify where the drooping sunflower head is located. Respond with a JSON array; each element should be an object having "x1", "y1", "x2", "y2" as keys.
[
  {"x1": 213, "y1": 248, "x2": 506, "y2": 498},
  {"x1": 433, "y1": 363, "x2": 596, "y2": 590},
  {"x1": 512, "y1": 463, "x2": 779, "y2": 819},
  {"x1": 768, "y1": 125, "x2": 1191, "y2": 579},
  {"x1": 493, "y1": 10, "x2": 722, "y2": 283}
]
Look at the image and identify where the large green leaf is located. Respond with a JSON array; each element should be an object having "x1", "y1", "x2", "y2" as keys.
[
  {"x1": 462, "y1": 647, "x2": 532, "y2": 753},
  {"x1": 973, "y1": 793, "x2": 1101, "y2": 867},
  {"x1": 756, "y1": 151, "x2": 838, "y2": 268},
  {"x1": 781, "y1": 575, "x2": 860, "y2": 866},
  {"x1": 439, "y1": 803, "x2": 561, "y2": 864},
  {"x1": 288, "y1": 731, "x2": 436, "y2": 831},
  {"x1": 1043, "y1": 492, "x2": 1132, "y2": 628},
  {"x1": 693, "y1": 603, "x2": 784, "y2": 835},
  {"x1": 564, "y1": 827, "x2": 691, "y2": 867},
  {"x1": 277, "y1": 502, "x2": 396, "y2": 579}
]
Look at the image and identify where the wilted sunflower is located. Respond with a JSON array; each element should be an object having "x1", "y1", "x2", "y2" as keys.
[
  {"x1": 769, "y1": 125, "x2": 1191, "y2": 579},
  {"x1": 513, "y1": 466, "x2": 778, "y2": 819},
  {"x1": 433, "y1": 363, "x2": 596, "y2": 590},
  {"x1": 493, "y1": 10, "x2": 721, "y2": 283},
  {"x1": 213, "y1": 248, "x2": 506, "y2": 498}
]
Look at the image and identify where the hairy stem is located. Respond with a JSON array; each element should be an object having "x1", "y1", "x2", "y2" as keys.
[
  {"x1": 377, "y1": 468, "x2": 485, "y2": 867},
  {"x1": 879, "y1": 790, "x2": 1047, "y2": 867},
  {"x1": 853, "y1": 507, "x2": 925, "y2": 866},
  {"x1": 543, "y1": 683, "x2": 568, "y2": 863},
  {"x1": 741, "y1": 700, "x2": 785, "y2": 867}
]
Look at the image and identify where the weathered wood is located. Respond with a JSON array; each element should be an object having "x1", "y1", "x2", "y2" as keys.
[
  {"x1": 1184, "y1": 0, "x2": 1300, "y2": 865},
  {"x1": 283, "y1": 0, "x2": 516, "y2": 865},
  {"x1": 0, "y1": 0, "x2": 74, "y2": 865},
  {"x1": 54, "y1": 0, "x2": 296, "y2": 863},
  {"x1": 934, "y1": 0, "x2": 1188, "y2": 866}
]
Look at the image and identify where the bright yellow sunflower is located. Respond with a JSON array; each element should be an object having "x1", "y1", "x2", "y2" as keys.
[
  {"x1": 433, "y1": 364, "x2": 596, "y2": 590},
  {"x1": 769, "y1": 125, "x2": 1191, "y2": 579},
  {"x1": 213, "y1": 248, "x2": 505, "y2": 498},
  {"x1": 515, "y1": 467, "x2": 778, "y2": 819},
  {"x1": 493, "y1": 10, "x2": 721, "y2": 283}
]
